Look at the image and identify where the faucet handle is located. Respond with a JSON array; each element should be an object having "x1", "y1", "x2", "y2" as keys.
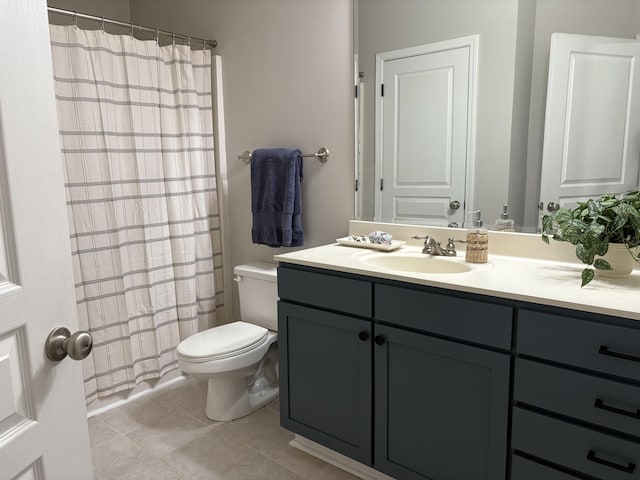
[
  {"x1": 445, "y1": 237, "x2": 466, "y2": 255},
  {"x1": 411, "y1": 234, "x2": 434, "y2": 246}
]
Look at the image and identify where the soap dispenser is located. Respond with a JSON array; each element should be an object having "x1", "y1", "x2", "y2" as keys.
[
  {"x1": 466, "y1": 210, "x2": 488, "y2": 264},
  {"x1": 495, "y1": 204, "x2": 515, "y2": 232}
]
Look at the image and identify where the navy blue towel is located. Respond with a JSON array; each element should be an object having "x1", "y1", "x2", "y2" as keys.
[{"x1": 251, "y1": 148, "x2": 304, "y2": 247}]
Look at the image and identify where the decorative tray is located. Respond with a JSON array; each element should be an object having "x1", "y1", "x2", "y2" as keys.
[{"x1": 336, "y1": 236, "x2": 406, "y2": 252}]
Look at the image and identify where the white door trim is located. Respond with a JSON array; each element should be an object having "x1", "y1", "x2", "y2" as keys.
[{"x1": 374, "y1": 35, "x2": 478, "y2": 223}]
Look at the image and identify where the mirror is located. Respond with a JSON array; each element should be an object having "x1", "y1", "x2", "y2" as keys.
[{"x1": 354, "y1": 0, "x2": 640, "y2": 232}]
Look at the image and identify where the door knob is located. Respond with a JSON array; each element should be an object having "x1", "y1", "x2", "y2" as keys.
[
  {"x1": 449, "y1": 200, "x2": 461, "y2": 210},
  {"x1": 45, "y1": 327, "x2": 93, "y2": 362},
  {"x1": 358, "y1": 330, "x2": 370, "y2": 341},
  {"x1": 547, "y1": 202, "x2": 561, "y2": 212}
]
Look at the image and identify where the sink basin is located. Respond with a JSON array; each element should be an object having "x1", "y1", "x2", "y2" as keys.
[{"x1": 361, "y1": 253, "x2": 472, "y2": 274}]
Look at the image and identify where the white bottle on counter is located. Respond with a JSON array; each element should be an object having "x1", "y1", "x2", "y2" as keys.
[
  {"x1": 495, "y1": 204, "x2": 515, "y2": 232},
  {"x1": 466, "y1": 210, "x2": 488, "y2": 264}
]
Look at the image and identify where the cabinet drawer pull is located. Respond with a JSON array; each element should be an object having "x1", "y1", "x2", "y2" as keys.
[
  {"x1": 594, "y1": 398, "x2": 640, "y2": 419},
  {"x1": 358, "y1": 330, "x2": 370, "y2": 341},
  {"x1": 599, "y1": 345, "x2": 640, "y2": 363},
  {"x1": 587, "y1": 450, "x2": 636, "y2": 473},
  {"x1": 374, "y1": 335, "x2": 386, "y2": 345}
]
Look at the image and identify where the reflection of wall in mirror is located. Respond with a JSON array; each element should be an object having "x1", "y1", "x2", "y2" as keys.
[{"x1": 355, "y1": 0, "x2": 640, "y2": 232}]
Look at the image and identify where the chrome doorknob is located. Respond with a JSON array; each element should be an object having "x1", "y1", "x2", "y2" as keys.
[
  {"x1": 449, "y1": 200, "x2": 461, "y2": 210},
  {"x1": 45, "y1": 327, "x2": 93, "y2": 362},
  {"x1": 547, "y1": 202, "x2": 561, "y2": 212}
]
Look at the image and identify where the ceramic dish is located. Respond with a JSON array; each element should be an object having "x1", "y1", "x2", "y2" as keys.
[{"x1": 336, "y1": 236, "x2": 406, "y2": 251}]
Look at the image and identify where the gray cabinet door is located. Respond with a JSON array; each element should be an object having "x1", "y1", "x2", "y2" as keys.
[
  {"x1": 373, "y1": 324, "x2": 510, "y2": 480},
  {"x1": 278, "y1": 302, "x2": 373, "y2": 464}
]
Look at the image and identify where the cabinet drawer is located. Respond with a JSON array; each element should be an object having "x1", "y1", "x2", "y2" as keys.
[
  {"x1": 515, "y1": 358, "x2": 640, "y2": 438},
  {"x1": 511, "y1": 455, "x2": 584, "y2": 480},
  {"x1": 518, "y1": 309, "x2": 640, "y2": 382},
  {"x1": 278, "y1": 266, "x2": 372, "y2": 317},
  {"x1": 512, "y1": 407, "x2": 640, "y2": 480},
  {"x1": 375, "y1": 284, "x2": 512, "y2": 349}
]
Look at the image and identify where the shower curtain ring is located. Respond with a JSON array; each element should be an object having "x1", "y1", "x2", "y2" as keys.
[
  {"x1": 100, "y1": 16, "x2": 105, "y2": 32},
  {"x1": 130, "y1": 22, "x2": 134, "y2": 38},
  {"x1": 187, "y1": 35, "x2": 191, "y2": 47},
  {"x1": 155, "y1": 28, "x2": 159, "y2": 44},
  {"x1": 73, "y1": 10, "x2": 77, "y2": 27},
  {"x1": 172, "y1": 32, "x2": 176, "y2": 46}
]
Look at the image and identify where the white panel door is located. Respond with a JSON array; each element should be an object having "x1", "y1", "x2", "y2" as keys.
[
  {"x1": 0, "y1": 1, "x2": 93, "y2": 479},
  {"x1": 377, "y1": 39, "x2": 476, "y2": 226},
  {"x1": 540, "y1": 33, "x2": 640, "y2": 214}
]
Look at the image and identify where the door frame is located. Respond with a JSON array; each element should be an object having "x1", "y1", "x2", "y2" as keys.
[{"x1": 374, "y1": 35, "x2": 478, "y2": 224}]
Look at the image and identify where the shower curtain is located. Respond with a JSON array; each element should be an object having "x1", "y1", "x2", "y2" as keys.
[{"x1": 49, "y1": 24, "x2": 224, "y2": 403}]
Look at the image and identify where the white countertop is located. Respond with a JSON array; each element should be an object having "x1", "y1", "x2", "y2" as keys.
[{"x1": 274, "y1": 242, "x2": 640, "y2": 321}]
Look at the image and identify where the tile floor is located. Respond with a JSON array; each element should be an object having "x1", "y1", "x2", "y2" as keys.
[{"x1": 88, "y1": 377, "x2": 361, "y2": 480}]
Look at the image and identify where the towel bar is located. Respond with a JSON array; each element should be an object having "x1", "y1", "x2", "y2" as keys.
[{"x1": 238, "y1": 147, "x2": 329, "y2": 164}]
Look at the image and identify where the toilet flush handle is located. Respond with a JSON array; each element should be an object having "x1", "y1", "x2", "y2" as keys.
[{"x1": 234, "y1": 275, "x2": 243, "y2": 283}]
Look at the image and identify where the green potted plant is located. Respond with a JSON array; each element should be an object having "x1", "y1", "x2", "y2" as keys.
[{"x1": 541, "y1": 190, "x2": 640, "y2": 286}]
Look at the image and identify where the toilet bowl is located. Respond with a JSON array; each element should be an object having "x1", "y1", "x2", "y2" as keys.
[{"x1": 177, "y1": 262, "x2": 279, "y2": 421}]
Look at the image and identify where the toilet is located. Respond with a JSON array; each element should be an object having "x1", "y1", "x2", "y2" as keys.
[{"x1": 177, "y1": 262, "x2": 279, "y2": 421}]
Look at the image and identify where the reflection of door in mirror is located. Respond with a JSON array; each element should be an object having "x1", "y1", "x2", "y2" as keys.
[
  {"x1": 540, "y1": 33, "x2": 640, "y2": 222},
  {"x1": 374, "y1": 36, "x2": 477, "y2": 226}
]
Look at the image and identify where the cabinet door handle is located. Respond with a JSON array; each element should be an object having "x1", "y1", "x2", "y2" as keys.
[
  {"x1": 358, "y1": 330, "x2": 369, "y2": 341},
  {"x1": 374, "y1": 335, "x2": 386, "y2": 345},
  {"x1": 586, "y1": 450, "x2": 636, "y2": 473},
  {"x1": 599, "y1": 345, "x2": 640, "y2": 364},
  {"x1": 594, "y1": 398, "x2": 640, "y2": 419}
]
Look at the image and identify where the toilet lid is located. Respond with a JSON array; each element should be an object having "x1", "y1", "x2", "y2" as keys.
[{"x1": 177, "y1": 321, "x2": 268, "y2": 361}]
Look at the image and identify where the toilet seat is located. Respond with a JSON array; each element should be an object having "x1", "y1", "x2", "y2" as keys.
[{"x1": 177, "y1": 321, "x2": 268, "y2": 363}]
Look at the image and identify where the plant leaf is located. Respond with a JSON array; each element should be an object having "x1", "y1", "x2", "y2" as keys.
[
  {"x1": 593, "y1": 258, "x2": 612, "y2": 270},
  {"x1": 581, "y1": 268, "x2": 595, "y2": 287},
  {"x1": 594, "y1": 241, "x2": 608, "y2": 257},
  {"x1": 575, "y1": 243, "x2": 594, "y2": 265},
  {"x1": 541, "y1": 215, "x2": 554, "y2": 234}
]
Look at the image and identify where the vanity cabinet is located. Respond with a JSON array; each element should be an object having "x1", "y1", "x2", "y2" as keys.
[
  {"x1": 373, "y1": 284, "x2": 512, "y2": 480},
  {"x1": 276, "y1": 247, "x2": 640, "y2": 480},
  {"x1": 278, "y1": 265, "x2": 513, "y2": 479},
  {"x1": 278, "y1": 302, "x2": 373, "y2": 464},
  {"x1": 512, "y1": 309, "x2": 640, "y2": 479},
  {"x1": 278, "y1": 267, "x2": 373, "y2": 464},
  {"x1": 373, "y1": 323, "x2": 510, "y2": 480}
]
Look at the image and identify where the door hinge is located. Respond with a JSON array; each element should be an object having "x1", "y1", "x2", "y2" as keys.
[
  {"x1": 380, "y1": 178, "x2": 384, "y2": 191},
  {"x1": 381, "y1": 83, "x2": 384, "y2": 97},
  {"x1": 355, "y1": 84, "x2": 359, "y2": 98},
  {"x1": 355, "y1": 178, "x2": 359, "y2": 191}
]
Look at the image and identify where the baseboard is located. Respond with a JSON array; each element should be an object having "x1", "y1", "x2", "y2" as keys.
[
  {"x1": 86, "y1": 370, "x2": 187, "y2": 418},
  {"x1": 290, "y1": 434, "x2": 395, "y2": 480}
]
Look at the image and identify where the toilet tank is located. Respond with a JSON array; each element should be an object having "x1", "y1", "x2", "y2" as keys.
[{"x1": 234, "y1": 262, "x2": 278, "y2": 331}]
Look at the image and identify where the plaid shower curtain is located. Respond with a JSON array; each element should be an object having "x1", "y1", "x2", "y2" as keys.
[{"x1": 49, "y1": 24, "x2": 224, "y2": 403}]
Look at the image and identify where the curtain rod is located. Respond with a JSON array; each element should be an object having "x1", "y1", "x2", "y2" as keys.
[{"x1": 47, "y1": 6, "x2": 217, "y2": 49}]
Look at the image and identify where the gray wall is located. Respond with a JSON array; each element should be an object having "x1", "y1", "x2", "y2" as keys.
[
  {"x1": 129, "y1": 0, "x2": 354, "y2": 321},
  {"x1": 47, "y1": 0, "x2": 130, "y2": 24}
]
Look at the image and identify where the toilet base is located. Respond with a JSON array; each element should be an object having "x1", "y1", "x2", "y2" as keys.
[{"x1": 205, "y1": 373, "x2": 279, "y2": 421}]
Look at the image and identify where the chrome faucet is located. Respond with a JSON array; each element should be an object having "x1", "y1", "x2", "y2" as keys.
[{"x1": 411, "y1": 235, "x2": 459, "y2": 256}]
